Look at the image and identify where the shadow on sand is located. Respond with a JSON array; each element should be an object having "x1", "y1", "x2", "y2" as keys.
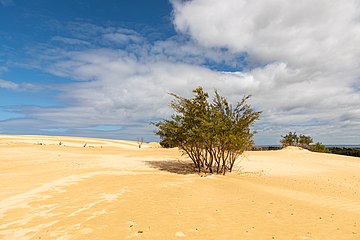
[{"x1": 145, "y1": 159, "x2": 198, "y2": 175}]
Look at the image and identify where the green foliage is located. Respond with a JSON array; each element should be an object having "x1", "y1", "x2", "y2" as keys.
[
  {"x1": 309, "y1": 142, "x2": 330, "y2": 153},
  {"x1": 280, "y1": 132, "x2": 299, "y2": 147},
  {"x1": 328, "y1": 147, "x2": 360, "y2": 157},
  {"x1": 280, "y1": 132, "x2": 314, "y2": 148},
  {"x1": 153, "y1": 87, "x2": 261, "y2": 175},
  {"x1": 280, "y1": 132, "x2": 330, "y2": 153},
  {"x1": 298, "y1": 134, "x2": 313, "y2": 147}
]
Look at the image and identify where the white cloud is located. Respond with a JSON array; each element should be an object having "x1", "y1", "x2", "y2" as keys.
[
  {"x1": 51, "y1": 36, "x2": 90, "y2": 46},
  {"x1": 148, "y1": 36, "x2": 246, "y2": 68},
  {"x1": 172, "y1": 0, "x2": 360, "y2": 143},
  {"x1": 0, "y1": 79, "x2": 18, "y2": 90},
  {"x1": 102, "y1": 29, "x2": 143, "y2": 44},
  {"x1": 24, "y1": 44, "x2": 358, "y2": 143},
  {"x1": 172, "y1": 0, "x2": 360, "y2": 70},
  {"x1": 34, "y1": 48, "x2": 257, "y2": 127}
]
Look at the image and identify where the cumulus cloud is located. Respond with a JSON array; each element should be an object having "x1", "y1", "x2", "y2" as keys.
[
  {"x1": 172, "y1": 0, "x2": 360, "y2": 143},
  {"x1": 172, "y1": 0, "x2": 360, "y2": 69}
]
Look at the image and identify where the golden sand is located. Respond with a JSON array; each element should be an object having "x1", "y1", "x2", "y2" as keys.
[{"x1": 0, "y1": 134, "x2": 359, "y2": 239}]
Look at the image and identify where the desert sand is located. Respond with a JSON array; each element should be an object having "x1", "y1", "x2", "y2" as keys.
[{"x1": 0, "y1": 134, "x2": 359, "y2": 239}]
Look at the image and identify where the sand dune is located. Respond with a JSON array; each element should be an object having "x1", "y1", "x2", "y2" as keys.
[{"x1": 0, "y1": 135, "x2": 359, "y2": 239}]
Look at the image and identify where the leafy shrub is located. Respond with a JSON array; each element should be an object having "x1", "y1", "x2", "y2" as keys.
[
  {"x1": 309, "y1": 142, "x2": 330, "y2": 153},
  {"x1": 153, "y1": 87, "x2": 261, "y2": 175}
]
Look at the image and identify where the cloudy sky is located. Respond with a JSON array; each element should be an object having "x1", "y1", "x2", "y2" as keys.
[{"x1": 1, "y1": 0, "x2": 359, "y2": 145}]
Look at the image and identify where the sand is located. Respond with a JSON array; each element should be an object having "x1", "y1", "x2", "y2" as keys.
[{"x1": 0, "y1": 134, "x2": 359, "y2": 239}]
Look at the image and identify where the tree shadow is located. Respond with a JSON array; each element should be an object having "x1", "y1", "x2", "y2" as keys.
[{"x1": 145, "y1": 159, "x2": 198, "y2": 175}]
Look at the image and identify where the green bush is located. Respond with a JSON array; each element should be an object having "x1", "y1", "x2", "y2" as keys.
[
  {"x1": 153, "y1": 87, "x2": 261, "y2": 175},
  {"x1": 280, "y1": 132, "x2": 330, "y2": 153},
  {"x1": 309, "y1": 142, "x2": 330, "y2": 153}
]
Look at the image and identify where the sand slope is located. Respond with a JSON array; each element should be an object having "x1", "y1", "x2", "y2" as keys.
[{"x1": 0, "y1": 134, "x2": 359, "y2": 239}]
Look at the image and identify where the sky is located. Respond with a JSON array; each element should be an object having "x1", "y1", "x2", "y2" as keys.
[{"x1": 0, "y1": 0, "x2": 360, "y2": 145}]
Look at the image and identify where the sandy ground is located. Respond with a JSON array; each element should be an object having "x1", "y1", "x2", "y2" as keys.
[{"x1": 0, "y1": 134, "x2": 359, "y2": 240}]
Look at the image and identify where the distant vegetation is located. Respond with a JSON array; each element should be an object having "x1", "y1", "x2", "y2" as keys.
[
  {"x1": 279, "y1": 132, "x2": 360, "y2": 157},
  {"x1": 154, "y1": 87, "x2": 261, "y2": 175},
  {"x1": 328, "y1": 147, "x2": 360, "y2": 157},
  {"x1": 280, "y1": 132, "x2": 330, "y2": 153},
  {"x1": 311, "y1": 142, "x2": 331, "y2": 153},
  {"x1": 253, "y1": 144, "x2": 360, "y2": 158},
  {"x1": 280, "y1": 131, "x2": 315, "y2": 148}
]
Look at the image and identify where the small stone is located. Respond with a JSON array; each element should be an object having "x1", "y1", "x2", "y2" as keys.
[{"x1": 138, "y1": 230, "x2": 143, "y2": 234}]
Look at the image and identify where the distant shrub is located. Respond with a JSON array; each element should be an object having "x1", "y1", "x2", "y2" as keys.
[
  {"x1": 137, "y1": 137, "x2": 144, "y2": 149},
  {"x1": 309, "y1": 142, "x2": 330, "y2": 153},
  {"x1": 280, "y1": 132, "x2": 331, "y2": 153},
  {"x1": 251, "y1": 146, "x2": 281, "y2": 151},
  {"x1": 280, "y1": 132, "x2": 313, "y2": 148},
  {"x1": 158, "y1": 138, "x2": 178, "y2": 148},
  {"x1": 280, "y1": 131, "x2": 298, "y2": 147}
]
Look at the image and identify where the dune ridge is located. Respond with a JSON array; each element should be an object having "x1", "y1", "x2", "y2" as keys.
[{"x1": 0, "y1": 134, "x2": 359, "y2": 239}]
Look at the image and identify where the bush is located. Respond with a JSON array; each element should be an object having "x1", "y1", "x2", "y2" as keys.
[
  {"x1": 280, "y1": 132, "x2": 300, "y2": 147},
  {"x1": 153, "y1": 87, "x2": 261, "y2": 175},
  {"x1": 280, "y1": 132, "x2": 313, "y2": 148},
  {"x1": 309, "y1": 142, "x2": 330, "y2": 153},
  {"x1": 280, "y1": 132, "x2": 330, "y2": 153}
]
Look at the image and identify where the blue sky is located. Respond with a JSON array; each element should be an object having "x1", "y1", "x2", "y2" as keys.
[{"x1": 1, "y1": 0, "x2": 360, "y2": 144}]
